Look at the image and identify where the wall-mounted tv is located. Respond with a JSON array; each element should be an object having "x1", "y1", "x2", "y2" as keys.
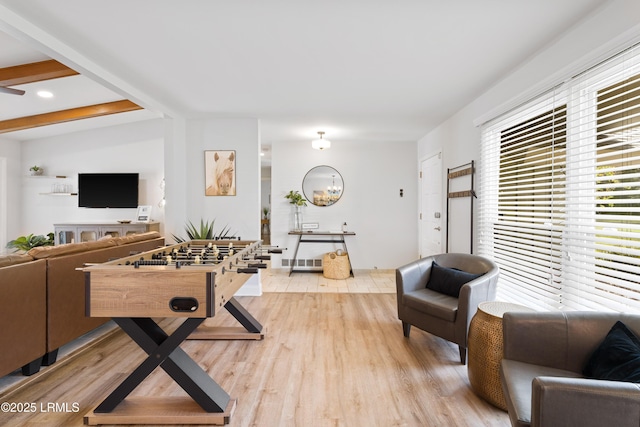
[{"x1": 78, "y1": 173, "x2": 139, "y2": 208}]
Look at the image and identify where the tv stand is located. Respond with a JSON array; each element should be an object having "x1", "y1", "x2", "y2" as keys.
[{"x1": 54, "y1": 221, "x2": 160, "y2": 245}]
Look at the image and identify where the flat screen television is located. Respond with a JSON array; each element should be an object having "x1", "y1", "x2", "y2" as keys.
[{"x1": 78, "y1": 173, "x2": 139, "y2": 208}]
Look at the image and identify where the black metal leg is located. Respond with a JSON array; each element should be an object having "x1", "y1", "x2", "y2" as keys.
[
  {"x1": 225, "y1": 297, "x2": 263, "y2": 333},
  {"x1": 41, "y1": 349, "x2": 58, "y2": 366},
  {"x1": 340, "y1": 237, "x2": 354, "y2": 277},
  {"x1": 402, "y1": 321, "x2": 411, "y2": 337},
  {"x1": 289, "y1": 235, "x2": 302, "y2": 276},
  {"x1": 21, "y1": 358, "x2": 41, "y2": 376},
  {"x1": 95, "y1": 317, "x2": 230, "y2": 414},
  {"x1": 459, "y1": 346, "x2": 467, "y2": 365}
]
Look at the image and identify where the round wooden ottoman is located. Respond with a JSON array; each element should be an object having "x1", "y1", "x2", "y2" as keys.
[{"x1": 467, "y1": 301, "x2": 534, "y2": 410}]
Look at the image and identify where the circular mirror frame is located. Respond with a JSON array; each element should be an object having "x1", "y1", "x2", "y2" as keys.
[{"x1": 302, "y1": 165, "x2": 344, "y2": 207}]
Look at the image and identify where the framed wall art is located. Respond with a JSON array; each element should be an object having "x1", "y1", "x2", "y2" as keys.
[
  {"x1": 136, "y1": 205, "x2": 152, "y2": 222},
  {"x1": 205, "y1": 150, "x2": 236, "y2": 196}
]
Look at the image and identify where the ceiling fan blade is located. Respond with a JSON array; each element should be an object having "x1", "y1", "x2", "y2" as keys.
[{"x1": 0, "y1": 86, "x2": 25, "y2": 96}]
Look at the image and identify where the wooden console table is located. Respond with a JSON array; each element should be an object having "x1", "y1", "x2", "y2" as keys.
[{"x1": 287, "y1": 231, "x2": 356, "y2": 276}]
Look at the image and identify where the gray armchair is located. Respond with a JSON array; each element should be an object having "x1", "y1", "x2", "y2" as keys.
[
  {"x1": 500, "y1": 311, "x2": 640, "y2": 427},
  {"x1": 396, "y1": 253, "x2": 499, "y2": 364}
]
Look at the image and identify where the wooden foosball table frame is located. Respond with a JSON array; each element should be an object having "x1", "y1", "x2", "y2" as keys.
[{"x1": 82, "y1": 239, "x2": 275, "y2": 425}]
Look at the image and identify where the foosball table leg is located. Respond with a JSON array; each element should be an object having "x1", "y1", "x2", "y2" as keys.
[
  {"x1": 85, "y1": 317, "x2": 236, "y2": 425},
  {"x1": 225, "y1": 297, "x2": 262, "y2": 334},
  {"x1": 187, "y1": 297, "x2": 265, "y2": 340}
]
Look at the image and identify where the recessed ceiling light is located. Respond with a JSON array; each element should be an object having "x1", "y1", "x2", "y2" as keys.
[{"x1": 37, "y1": 90, "x2": 53, "y2": 98}]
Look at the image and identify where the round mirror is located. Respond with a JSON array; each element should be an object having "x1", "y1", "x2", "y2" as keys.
[{"x1": 302, "y1": 165, "x2": 344, "y2": 207}]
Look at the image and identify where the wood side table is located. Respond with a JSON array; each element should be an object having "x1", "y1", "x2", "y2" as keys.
[{"x1": 467, "y1": 301, "x2": 534, "y2": 410}]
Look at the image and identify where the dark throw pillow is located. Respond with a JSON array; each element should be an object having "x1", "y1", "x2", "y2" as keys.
[
  {"x1": 583, "y1": 321, "x2": 640, "y2": 383},
  {"x1": 425, "y1": 261, "x2": 482, "y2": 298}
]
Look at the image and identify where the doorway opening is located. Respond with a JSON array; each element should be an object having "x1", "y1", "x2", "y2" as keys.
[{"x1": 261, "y1": 152, "x2": 271, "y2": 245}]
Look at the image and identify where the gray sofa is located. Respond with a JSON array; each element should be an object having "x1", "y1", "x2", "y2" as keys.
[{"x1": 500, "y1": 311, "x2": 640, "y2": 427}]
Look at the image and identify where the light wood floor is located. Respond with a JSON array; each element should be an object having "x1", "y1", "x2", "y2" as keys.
[
  {"x1": 0, "y1": 277, "x2": 510, "y2": 426},
  {"x1": 262, "y1": 269, "x2": 397, "y2": 293}
]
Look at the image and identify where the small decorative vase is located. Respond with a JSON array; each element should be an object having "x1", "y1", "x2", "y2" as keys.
[
  {"x1": 30, "y1": 169, "x2": 44, "y2": 176},
  {"x1": 293, "y1": 205, "x2": 302, "y2": 231}
]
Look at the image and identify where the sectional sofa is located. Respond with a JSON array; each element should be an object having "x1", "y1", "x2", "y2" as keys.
[{"x1": 0, "y1": 231, "x2": 165, "y2": 378}]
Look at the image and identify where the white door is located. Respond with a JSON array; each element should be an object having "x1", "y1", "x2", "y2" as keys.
[{"x1": 419, "y1": 153, "x2": 443, "y2": 257}]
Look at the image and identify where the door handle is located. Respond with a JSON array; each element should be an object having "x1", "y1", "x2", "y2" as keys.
[{"x1": 434, "y1": 227, "x2": 441, "y2": 231}]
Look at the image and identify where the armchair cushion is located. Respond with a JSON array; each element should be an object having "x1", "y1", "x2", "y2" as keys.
[
  {"x1": 425, "y1": 261, "x2": 482, "y2": 297},
  {"x1": 403, "y1": 288, "x2": 458, "y2": 322},
  {"x1": 583, "y1": 321, "x2": 640, "y2": 383},
  {"x1": 501, "y1": 359, "x2": 583, "y2": 426}
]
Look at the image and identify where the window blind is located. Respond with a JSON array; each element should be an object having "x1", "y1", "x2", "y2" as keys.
[{"x1": 479, "y1": 43, "x2": 640, "y2": 312}]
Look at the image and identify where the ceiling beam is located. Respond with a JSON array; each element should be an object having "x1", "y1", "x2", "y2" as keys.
[
  {"x1": 0, "y1": 100, "x2": 142, "y2": 134},
  {"x1": 0, "y1": 59, "x2": 79, "y2": 86}
]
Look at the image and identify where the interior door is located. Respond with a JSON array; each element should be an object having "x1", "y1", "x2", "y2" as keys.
[{"x1": 420, "y1": 152, "x2": 443, "y2": 257}]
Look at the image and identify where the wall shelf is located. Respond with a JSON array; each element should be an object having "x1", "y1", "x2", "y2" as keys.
[{"x1": 30, "y1": 174, "x2": 75, "y2": 195}]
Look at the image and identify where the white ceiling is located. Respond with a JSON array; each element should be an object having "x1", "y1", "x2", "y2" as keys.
[{"x1": 0, "y1": 0, "x2": 610, "y2": 145}]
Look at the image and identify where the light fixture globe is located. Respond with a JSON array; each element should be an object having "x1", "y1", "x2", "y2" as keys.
[{"x1": 312, "y1": 131, "x2": 331, "y2": 150}]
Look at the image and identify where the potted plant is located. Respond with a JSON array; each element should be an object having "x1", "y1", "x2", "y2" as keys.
[
  {"x1": 262, "y1": 207, "x2": 270, "y2": 220},
  {"x1": 6, "y1": 233, "x2": 54, "y2": 252},
  {"x1": 171, "y1": 219, "x2": 235, "y2": 243},
  {"x1": 285, "y1": 190, "x2": 307, "y2": 207},
  {"x1": 29, "y1": 165, "x2": 44, "y2": 176}
]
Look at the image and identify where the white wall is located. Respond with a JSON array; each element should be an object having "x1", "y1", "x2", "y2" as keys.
[
  {"x1": 271, "y1": 139, "x2": 418, "y2": 270},
  {"x1": 8, "y1": 115, "x2": 261, "y2": 292},
  {"x1": 163, "y1": 117, "x2": 261, "y2": 241},
  {"x1": 0, "y1": 137, "x2": 21, "y2": 252},
  {"x1": 163, "y1": 117, "x2": 262, "y2": 294},
  {"x1": 18, "y1": 119, "x2": 165, "y2": 238},
  {"x1": 418, "y1": 0, "x2": 640, "y2": 253}
]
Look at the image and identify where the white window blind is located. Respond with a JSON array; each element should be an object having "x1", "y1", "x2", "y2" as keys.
[{"x1": 479, "y1": 43, "x2": 640, "y2": 312}]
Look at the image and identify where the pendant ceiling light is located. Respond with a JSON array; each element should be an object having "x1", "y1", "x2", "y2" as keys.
[{"x1": 311, "y1": 131, "x2": 331, "y2": 150}]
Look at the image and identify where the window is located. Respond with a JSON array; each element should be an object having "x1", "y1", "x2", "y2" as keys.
[{"x1": 479, "y1": 44, "x2": 640, "y2": 312}]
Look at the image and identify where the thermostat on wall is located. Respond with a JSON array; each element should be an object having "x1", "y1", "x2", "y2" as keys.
[{"x1": 302, "y1": 223, "x2": 319, "y2": 230}]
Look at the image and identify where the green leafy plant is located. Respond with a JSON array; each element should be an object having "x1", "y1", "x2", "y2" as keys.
[
  {"x1": 6, "y1": 233, "x2": 54, "y2": 252},
  {"x1": 262, "y1": 207, "x2": 270, "y2": 219},
  {"x1": 172, "y1": 219, "x2": 234, "y2": 243},
  {"x1": 285, "y1": 190, "x2": 307, "y2": 206},
  {"x1": 29, "y1": 165, "x2": 44, "y2": 175}
]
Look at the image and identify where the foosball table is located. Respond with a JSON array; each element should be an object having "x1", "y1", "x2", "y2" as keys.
[{"x1": 82, "y1": 239, "x2": 280, "y2": 425}]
